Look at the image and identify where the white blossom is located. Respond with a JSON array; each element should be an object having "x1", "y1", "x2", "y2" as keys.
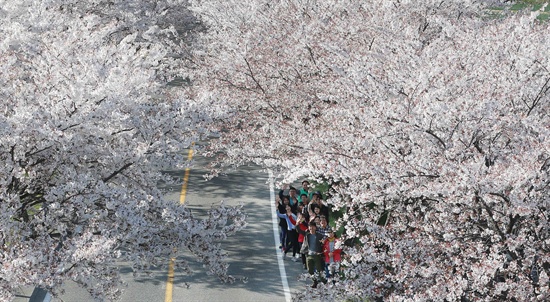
[
  {"x1": 189, "y1": 0, "x2": 550, "y2": 300},
  {"x1": 0, "y1": 0, "x2": 246, "y2": 300}
]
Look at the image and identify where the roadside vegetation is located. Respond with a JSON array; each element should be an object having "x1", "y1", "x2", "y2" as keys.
[{"x1": 488, "y1": 0, "x2": 550, "y2": 20}]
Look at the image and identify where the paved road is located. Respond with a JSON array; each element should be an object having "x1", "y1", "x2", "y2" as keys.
[
  {"x1": 160, "y1": 154, "x2": 290, "y2": 302},
  {"x1": 15, "y1": 151, "x2": 309, "y2": 302}
]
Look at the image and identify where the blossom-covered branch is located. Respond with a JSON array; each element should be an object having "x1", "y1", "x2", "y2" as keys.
[
  {"x1": 189, "y1": 0, "x2": 549, "y2": 300},
  {"x1": 0, "y1": 0, "x2": 245, "y2": 300}
]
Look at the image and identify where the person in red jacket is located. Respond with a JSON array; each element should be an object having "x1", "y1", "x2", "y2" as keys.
[
  {"x1": 296, "y1": 211, "x2": 309, "y2": 270},
  {"x1": 323, "y1": 229, "x2": 342, "y2": 279}
]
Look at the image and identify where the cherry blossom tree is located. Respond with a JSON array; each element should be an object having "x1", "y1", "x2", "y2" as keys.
[
  {"x1": 188, "y1": 0, "x2": 549, "y2": 300},
  {"x1": 0, "y1": 1, "x2": 246, "y2": 300}
]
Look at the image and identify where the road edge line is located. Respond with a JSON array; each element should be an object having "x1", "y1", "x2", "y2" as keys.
[{"x1": 269, "y1": 170, "x2": 292, "y2": 302}]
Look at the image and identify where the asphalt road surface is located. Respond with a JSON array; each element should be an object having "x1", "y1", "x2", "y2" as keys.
[{"x1": 15, "y1": 151, "x2": 309, "y2": 302}]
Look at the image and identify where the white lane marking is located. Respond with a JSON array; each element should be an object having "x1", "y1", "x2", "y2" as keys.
[{"x1": 269, "y1": 170, "x2": 292, "y2": 302}]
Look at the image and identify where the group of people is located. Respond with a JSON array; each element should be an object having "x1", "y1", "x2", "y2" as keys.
[{"x1": 275, "y1": 180, "x2": 343, "y2": 288}]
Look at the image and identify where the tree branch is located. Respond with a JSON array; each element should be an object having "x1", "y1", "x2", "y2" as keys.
[
  {"x1": 475, "y1": 194, "x2": 505, "y2": 241},
  {"x1": 103, "y1": 162, "x2": 134, "y2": 183},
  {"x1": 243, "y1": 57, "x2": 266, "y2": 94},
  {"x1": 425, "y1": 129, "x2": 446, "y2": 149},
  {"x1": 111, "y1": 128, "x2": 134, "y2": 135},
  {"x1": 527, "y1": 77, "x2": 550, "y2": 117},
  {"x1": 25, "y1": 145, "x2": 53, "y2": 158}
]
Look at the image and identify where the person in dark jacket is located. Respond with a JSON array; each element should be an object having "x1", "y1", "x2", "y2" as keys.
[
  {"x1": 277, "y1": 195, "x2": 290, "y2": 251},
  {"x1": 296, "y1": 219, "x2": 326, "y2": 288},
  {"x1": 279, "y1": 186, "x2": 300, "y2": 209},
  {"x1": 276, "y1": 203, "x2": 299, "y2": 260},
  {"x1": 311, "y1": 191, "x2": 330, "y2": 222}
]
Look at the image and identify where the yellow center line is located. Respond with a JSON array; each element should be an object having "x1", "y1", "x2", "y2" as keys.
[
  {"x1": 165, "y1": 256, "x2": 176, "y2": 302},
  {"x1": 165, "y1": 144, "x2": 194, "y2": 302},
  {"x1": 179, "y1": 145, "x2": 194, "y2": 205}
]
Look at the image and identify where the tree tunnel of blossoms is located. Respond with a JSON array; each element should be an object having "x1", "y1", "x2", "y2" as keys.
[
  {"x1": 188, "y1": 0, "x2": 549, "y2": 300},
  {"x1": 1, "y1": 0, "x2": 549, "y2": 301}
]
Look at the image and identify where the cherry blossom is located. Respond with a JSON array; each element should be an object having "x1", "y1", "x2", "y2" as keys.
[
  {"x1": 189, "y1": 0, "x2": 549, "y2": 300},
  {"x1": 0, "y1": 1, "x2": 246, "y2": 300}
]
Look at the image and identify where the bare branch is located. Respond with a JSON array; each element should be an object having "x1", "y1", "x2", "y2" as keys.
[
  {"x1": 243, "y1": 57, "x2": 266, "y2": 94},
  {"x1": 527, "y1": 77, "x2": 550, "y2": 116}
]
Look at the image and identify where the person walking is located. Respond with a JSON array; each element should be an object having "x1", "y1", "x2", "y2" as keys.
[
  {"x1": 277, "y1": 196, "x2": 290, "y2": 251},
  {"x1": 296, "y1": 219, "x2": 326, "y2": 288},
  {"x1": 276, "y1": 201, "x2": 299, "y2": 260}
]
